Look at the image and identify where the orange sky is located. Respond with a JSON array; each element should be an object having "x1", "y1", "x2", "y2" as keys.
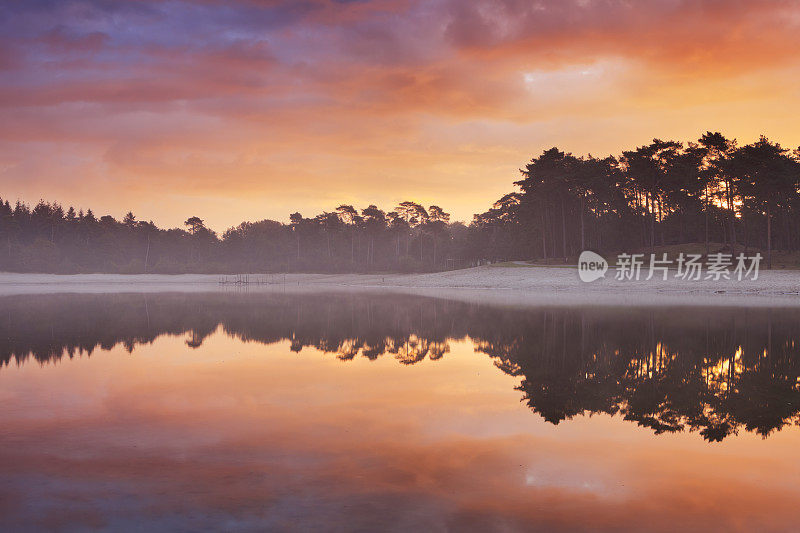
[{"x1": 1, "y1": 0, "x2": 800, "y2": 231}]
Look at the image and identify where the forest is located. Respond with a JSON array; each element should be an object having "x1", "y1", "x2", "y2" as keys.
[{"x1": 1, "y1": 131, "x2": 799, "y2": 273}]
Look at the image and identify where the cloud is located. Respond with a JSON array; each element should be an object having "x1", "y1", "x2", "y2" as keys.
[{"x1": 1, "y1": 0, "x2": 800, "y2": 229}]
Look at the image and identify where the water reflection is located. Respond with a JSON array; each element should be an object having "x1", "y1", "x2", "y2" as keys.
[{"x1": 3, "y1": 292, "x2": 800, "y2": 442}]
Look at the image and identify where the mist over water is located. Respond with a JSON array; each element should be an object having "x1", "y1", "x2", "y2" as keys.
[{"x1": 2, "y1": 291, "x2": 800, "y2": 531}]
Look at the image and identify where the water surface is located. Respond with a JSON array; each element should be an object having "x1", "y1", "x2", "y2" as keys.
[{"x1": 2, "y1": 292, "x2": 800, "y2": 532}]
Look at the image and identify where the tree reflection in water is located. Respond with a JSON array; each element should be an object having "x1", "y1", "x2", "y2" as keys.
[{"x1": 2, "y1": 292, "x2": 799, "y2": 442}]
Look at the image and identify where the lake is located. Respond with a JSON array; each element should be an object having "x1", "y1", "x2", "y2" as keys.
[{"x1": 1, "y1": 291, "x2": 800, "y2": 532}]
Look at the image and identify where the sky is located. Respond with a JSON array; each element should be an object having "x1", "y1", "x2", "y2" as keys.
[{"x1": 1, "y1": 0, "x2": 800, "y2": 231}]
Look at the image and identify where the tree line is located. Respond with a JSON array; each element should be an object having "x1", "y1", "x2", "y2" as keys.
[
  {"x1": 0, "y1": 199, "x2": 467, "y2": 273},
  {"x1": 476, "y1": 132, "x2": 800, "y2": 268},
  {"x1": 1, "y1": 131, "x2": 798, "y2": 273}
]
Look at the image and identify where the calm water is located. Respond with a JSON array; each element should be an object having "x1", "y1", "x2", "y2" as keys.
[{"x1": 2, "y1": 292, "x2": 800, "y2": 532}]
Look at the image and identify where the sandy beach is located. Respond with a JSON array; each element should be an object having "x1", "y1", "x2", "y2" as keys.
[{"x1": 1, "y1": 266, "x2": 799, "y2": 306}]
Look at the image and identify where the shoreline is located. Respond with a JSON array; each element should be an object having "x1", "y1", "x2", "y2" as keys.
[{"x1": 1, "y1": 266, "x2": 800, "y2": 307}]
